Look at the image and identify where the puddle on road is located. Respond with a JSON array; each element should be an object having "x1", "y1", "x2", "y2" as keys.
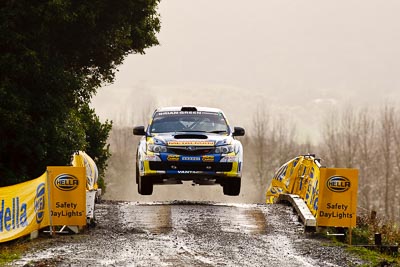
[
  {"x1": 120, "y1": 203, "x2": 173, "y2": 234},
  {"x1": 218, "y1": 207, "x2": 267, "y2": 235},
  {"x1": 119, "y1": 202, "x2": 267, "y2": 235}
]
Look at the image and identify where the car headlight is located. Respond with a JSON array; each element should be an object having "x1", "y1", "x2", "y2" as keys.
[
  {"x1": 147, "y1": 144, "x2": 167, "y2": 153},
  {"x1": 215, "y1": 145, "x2": 234, "y2": 154}
]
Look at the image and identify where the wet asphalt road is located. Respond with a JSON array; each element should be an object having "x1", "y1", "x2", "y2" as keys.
[{"x1": 12, "y1": 201, "x2": 365, "y2": 267}]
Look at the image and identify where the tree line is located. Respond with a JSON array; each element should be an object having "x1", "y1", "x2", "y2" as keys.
[{"x1": 0, "y1": 0, "x2": 161, "y2": 186}]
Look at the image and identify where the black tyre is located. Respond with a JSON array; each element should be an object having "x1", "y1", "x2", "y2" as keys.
[
  {"x1": 138, "y1": 175, "x2": 153, "y2": 195},
  {"x1": 223, "y1": 178, "x2": 241, "y2": 196},
  {"x1": 136, "y1": 163, "x2": 139, "y2": 184}
]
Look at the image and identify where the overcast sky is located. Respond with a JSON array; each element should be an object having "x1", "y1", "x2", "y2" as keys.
[{"x1": 92, "y1": 0, "x2": 400, "y2": 140}]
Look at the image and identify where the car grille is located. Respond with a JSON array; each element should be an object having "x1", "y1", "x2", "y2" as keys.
[
  {"x1": 169, "y1": 147, "x2": 214, "y2": 156},
  {"x1": 149, "y1": 162, "x2": 233, "y2": 172}
]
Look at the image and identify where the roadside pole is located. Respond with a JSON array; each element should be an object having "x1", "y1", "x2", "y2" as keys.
[{"x1": 46, "y1": 169, "x2": 54, "y2": 236}]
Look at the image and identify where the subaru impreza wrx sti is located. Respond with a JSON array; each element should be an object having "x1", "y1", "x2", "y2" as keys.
[{"x1": 133, "y1": 106, "x2": 245, "y2": 196}]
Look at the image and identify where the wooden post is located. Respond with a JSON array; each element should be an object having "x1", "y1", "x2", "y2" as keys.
[{"x1": 349, "y1": 227, "x2": 352, "y2": 245}]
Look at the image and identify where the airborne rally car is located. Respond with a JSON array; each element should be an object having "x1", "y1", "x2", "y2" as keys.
[{"x1": 133, "y1": 106, "x2": 245, "y2": 196}]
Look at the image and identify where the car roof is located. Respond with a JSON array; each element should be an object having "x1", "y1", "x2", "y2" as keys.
[{"x1": 155, "y1": 106, "x2": 224, "y2": 113}]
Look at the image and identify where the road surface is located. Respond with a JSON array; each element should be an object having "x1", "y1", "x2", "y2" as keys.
[{"x1": 12, "y1": 201, "x2": 365, "y2": 267}]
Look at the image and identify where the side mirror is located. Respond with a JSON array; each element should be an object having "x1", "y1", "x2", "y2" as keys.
[
  {"x1": 133, "y1": 126, "x2": 146, "y2": 136},
  {"x1": 233, "y1": 126, "x2": 245, "y2": 136}
]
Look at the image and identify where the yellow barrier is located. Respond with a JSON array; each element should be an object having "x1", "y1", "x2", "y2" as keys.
[
  {"x1": 265, "y1": 155, "x2": 358, "y2": 228},
  {"x1": 0, "y1": 166, "x2": 86, "y2": 243},
  {"x1": 0, "y1": 174, "x2": 49, "y2": 243}
]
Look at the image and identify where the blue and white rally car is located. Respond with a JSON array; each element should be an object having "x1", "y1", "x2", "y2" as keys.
[{"x1": 133, "y1": 106, "x2": 245, "y2": 196}]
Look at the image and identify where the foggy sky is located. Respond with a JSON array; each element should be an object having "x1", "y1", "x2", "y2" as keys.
[{"x1": 91, "y1": 0, "x2": 400, "y2": 140}]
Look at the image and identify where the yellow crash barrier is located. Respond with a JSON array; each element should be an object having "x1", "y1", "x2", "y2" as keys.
[
  {"x1": 0, "y1": 166, "x2": 86, "y2": 243},
  {"x1": 266, "y1": 155, "x2": 358, "y2": 228}
]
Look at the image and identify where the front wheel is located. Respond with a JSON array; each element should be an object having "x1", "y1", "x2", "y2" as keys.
[
  {"x1": 136, "y1": 163, "x2": 139, "y2": 184},
  {"x1": 223, "y1": 178, "x2": 241, "y2": 196},
  {"x1": 138, "y1": 175, "x2": 153, "y2": 195}
]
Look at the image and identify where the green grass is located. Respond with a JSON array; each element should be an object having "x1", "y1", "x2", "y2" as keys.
[
  {"x1": 316, "y1": 221, "x2": 400, "y2": 267},
  {"x1": 0, "y1": 247, "x2": 21, "y2": 265},
  {"x1": 0, "y1": 237, "x2": 35, "y2": 266},
  {"x1": 318, "y1": 211, "x2": 400, "y2": 267},
  {"x1": 347, "y1": 246, "x2": 399, "y2": 267}
]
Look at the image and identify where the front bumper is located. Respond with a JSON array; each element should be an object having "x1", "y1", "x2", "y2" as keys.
[{"x1": 138, "y1": 152, "x2": 242, "y2": 179}]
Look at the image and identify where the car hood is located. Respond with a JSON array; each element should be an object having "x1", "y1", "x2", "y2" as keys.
[{"x1": 149, "y1": 132, "x2": 233, "y2": 147}]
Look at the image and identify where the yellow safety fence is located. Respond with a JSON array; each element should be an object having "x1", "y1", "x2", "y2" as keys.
[
  {"x1": 0, "y1": 173, "x2": 49, "y2": 243},
  {"x1": 266, "y1": 154, "x2": 358, "y2": 228},
  {"x1": 0, "y1": 161, "x2": 91, "y2": 243}
]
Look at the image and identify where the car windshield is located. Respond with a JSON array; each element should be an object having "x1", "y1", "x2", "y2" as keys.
[{"x1": 150, "y1": 111, "x2": 229, "y2": 134}]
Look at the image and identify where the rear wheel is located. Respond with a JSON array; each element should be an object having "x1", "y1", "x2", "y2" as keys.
[
  {"x1": 223, "y1": 178, "x2": 241, "y2": 196},
  {"x1": 138, "y1": 175, "x2": 153, "y2": 195}
]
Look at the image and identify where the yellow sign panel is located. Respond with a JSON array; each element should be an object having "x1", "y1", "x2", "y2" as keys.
[
  {"x1": 317, "y1": 168, "x2": 358, "y2": 227},
  {"x1": 0, "y1": 174, "x2": 49, "y2": 243},
  {"x1": 167, "y1": 141, "x2": 214, "y2": 146},
  {"x1": 47, "y1": 167, "x2": 86, "y2": 226}
]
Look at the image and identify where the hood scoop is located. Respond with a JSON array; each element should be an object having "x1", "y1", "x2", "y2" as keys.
[{"x1": 174, "y1": 134, "x2": 208, "y2": 139}]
